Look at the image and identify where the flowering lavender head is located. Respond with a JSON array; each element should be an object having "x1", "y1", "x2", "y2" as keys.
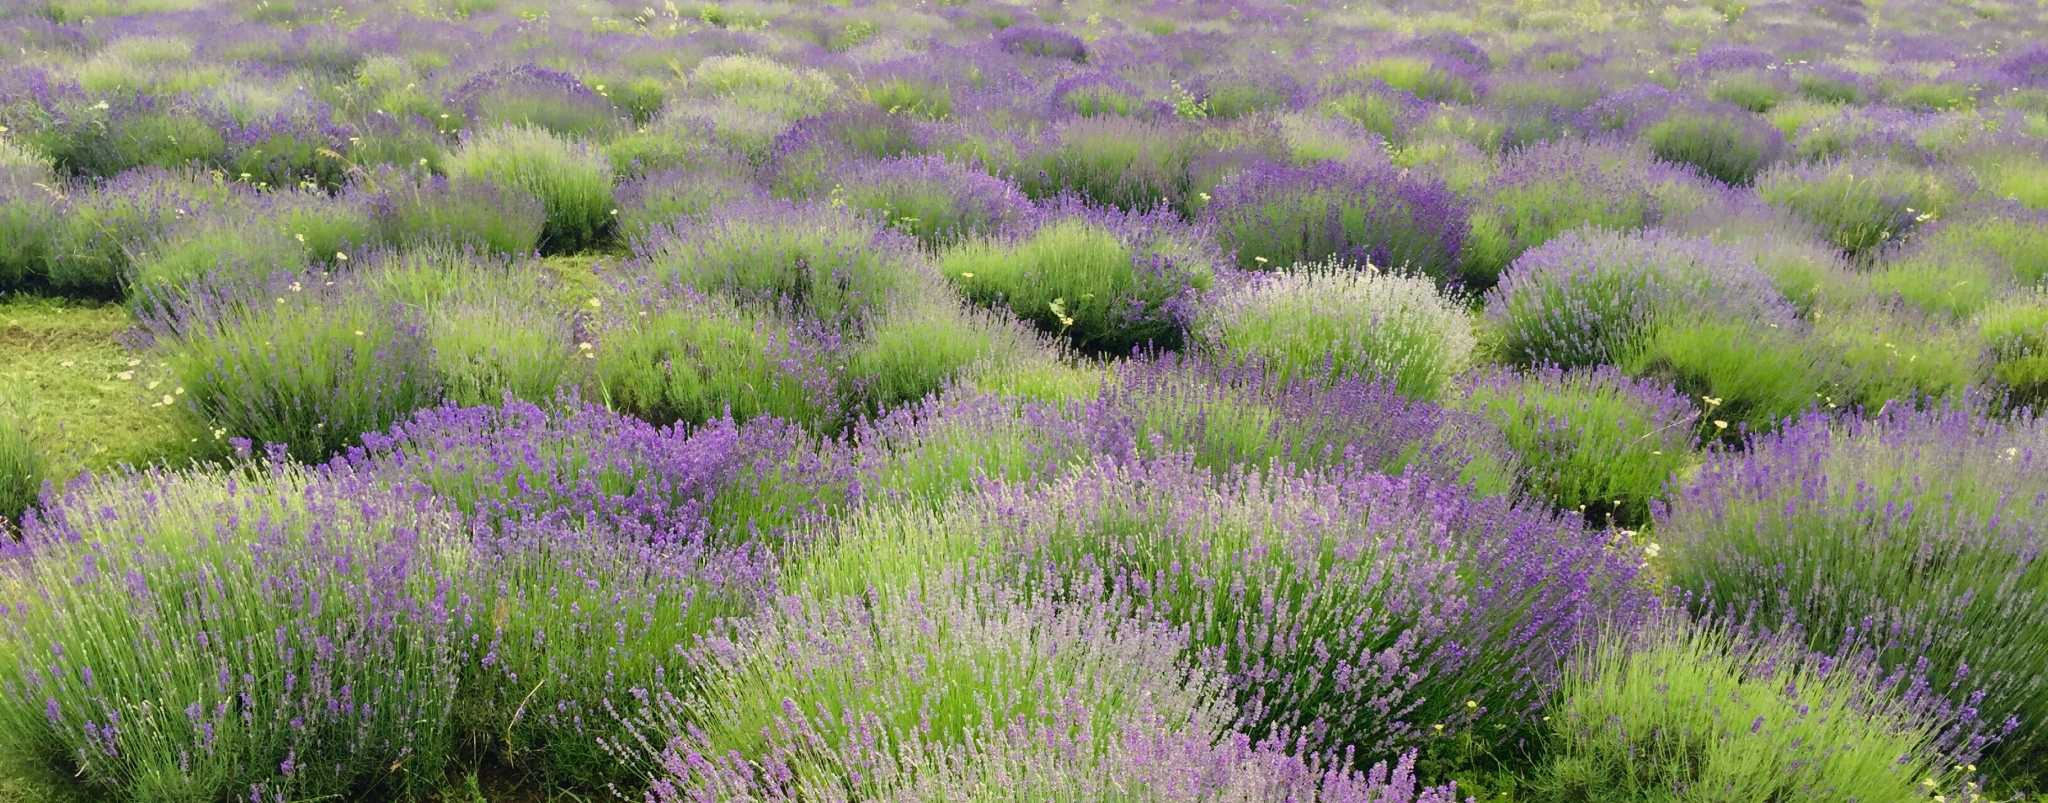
[
  {"x1": 1657, "y1": 402, "x2": 2048, "y2": 779},
  {"x1": 1203, "y1": 158, "x2": 1468, "y2": 281},
  {"x1": 1484, "y1": 226, "x2": 1798, "y2": 369}
]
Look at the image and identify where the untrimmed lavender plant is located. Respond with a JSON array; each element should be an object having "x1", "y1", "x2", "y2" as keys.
[
  {"x1": 1455, "y1": 366, "x2": 1696, "y2": 526},
  {"x1": 1484, "y1": 227, "x2": 1797, "y2": 369},
  {"x1": 940, "y1": 204, "x2": 1217, "y2": 354},
  {"x1": 0, "y1": 405, "x2": 42, "y2": 526},
  {"x1": 1092, "y1": 356, "x2": 1519, "y2": 496},
  {"x1": 1194, "y1": 263, "x2": 1475, "y2": 399},
  {"x1": 167, "y1": 282, "x2": 441, "y2": 462},
  {"x1": 593, "y1": 292, "x2": 840, "y2": 430},
  {"x1": 636, "y1": 200, "x2": 940, "y2": 334},
  {"x1": 1756, "y1": 158, "x2": 1961, "y2": 258},
  {"x1": 1203, "y1": 159, "x2": 1468, "y2": 281},
  {"x1": 444, "y1": 126, "x2": 615, "y2": 254},
  {"x1": 0, "y1": 468, "x2": 470, "y2": 801},
  {"x1": 811, "y1": 456, "x2": 1651, "y2": 767},
  {"x1": 1658, "y1": 403, "x2": 2048, "y2": 781},
  {"x1": 1458, "y1": 139, "x2": 1696, "y2": 288},
  {"x1": 844, "y1": 299, "x2": 1045, "y2": 413},
  {"x1": 1542, "y1": 622, "x2": 1976, "y2": 802},
  {"x1": 828, "y1": 154, "x2": 1033, "y2": 248}
]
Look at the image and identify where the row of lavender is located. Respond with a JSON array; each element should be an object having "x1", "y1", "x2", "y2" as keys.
[
  {"x1": 0, "y1": 0, "x2": 2044, "y2": 799},
  {"x1": 4, "y1": 384, "x2": 2039, "y2": 801}
]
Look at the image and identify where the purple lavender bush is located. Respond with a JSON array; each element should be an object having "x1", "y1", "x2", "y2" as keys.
[
  {"x1": 1483, "y1": 227, "x2": 1798, "y2": 369},
  {"x1": 1202, "y1": 159, "x2": 1468, "y2": 281},
  {"x1": 0, "y1": 468, "x2": 470, "y2": 801},
  {"x1": 1657, "y1": 402, "x2": 2048, "y2": 782}
]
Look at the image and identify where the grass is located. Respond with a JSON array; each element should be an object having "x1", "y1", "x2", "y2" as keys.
[{"x1": 0, "y1": 295, "x2": 190, "y2": 483}]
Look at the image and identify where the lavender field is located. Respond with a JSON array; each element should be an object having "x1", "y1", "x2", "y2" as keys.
[{"x1": 0, "y1": 0, "x2": 2045, "y2": 800}]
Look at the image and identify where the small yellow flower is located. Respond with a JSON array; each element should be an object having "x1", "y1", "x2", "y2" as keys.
[
  {"x1": 1465, "y1": 700, "x2": 1477, "y2": 709},
  {"x1": 160, "y1": 394, "x2": 176, "y2": 406},
  {"x1": 335, "y1": 251, "x2": 349, "y2": 262},
  {"x1": 1713, "y1": 420, "x2": 1729, "y2": 430}
]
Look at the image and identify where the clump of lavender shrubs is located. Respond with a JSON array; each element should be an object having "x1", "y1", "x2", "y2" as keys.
[
  {"x1": 1484, "y1": 227, "x2": 1797, "y2": 369},
  {"x1": 620, "y1": 572, "x2": 1468, "y2": 802},
  {"x1": 1458, "y1": 139, "x2": 1698, "y2": 288},
  {"x1": 636, "y1": 200, "x2": 940, "y2": 334},
  {"x1": 1756, "y1": 158, "x2": 1962, "y2": 258},
  {"x1": 1193, "y1": 262, "x2": 1475, "y2": 399},
  {"x1": 812, "y1": 455, "x2": 1650, "y2": 767},
  {"x1": 592, "y1": 291, "x2": 840, "y2": 431},
  {"x1": 1203, "y1": 159, "x2": 1468, "y2": 280},
  {"x1": 167, "y1": 280, "x2": 441, "y2": 462},
  {"x1": 940, "y1": 203, "x2": 1218, "y2": 354},
  {"x1": 827, "y1": 154, "x2": 1034, "y2": 248},
  {"x1": 1456, "y1": 366, "x2": 1696, "y2": 526},
  {"x1": 0, "y1": 468, "x2": 470, "y2": 801},
  {"x1": 1657, "y1": 403, "x2": 2048, "y2": 781},
  {"x1": 1541, "y1": 621, "x2": 1979, "y2": 801},
  {"x1": 444, "y1": 126, "x2": 615, "y2": 254}
]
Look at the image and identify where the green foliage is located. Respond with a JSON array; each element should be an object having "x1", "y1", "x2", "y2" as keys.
[
  {"x1": 1865, "y1": 248, "x2": 2008, "y2": 320},
  {"x1": 1974, "y1": 294, "x2": 2048, "y2": 411},
  {"x1": 1013, "y1": 120, "x2": 1198, "y2": 212},
  {"x1": 643, "y1": 210, "x2": 936, "y2": 331},
  {"x1": 127, "y1": 219, "x2": 308, "y2": 317},
  {"x1": 1349, "y1": 57, "x2": 1476, "y2": 103},
  {"x1": 1918, "y1": 214, "x2": 2048, "y2": 287},
  {"x1": 1457, "y1": 369, "x2": 1695, "y2": 526},
  {"x1": 168, "y1": 290, "x2": 441, "y2": 462},
  {"x1": 375, "y1": 177, "x2": 548, "y2": 256},
  {"x1": 1625, "y1": 319, "x2": 1824, "y2": 436},
  {"x1": 1812, "y1": 303, "x2": 1978, "y2": 411},
  {"x1": 845, "y1": 302, "x2": 1041, "y2": 413},
  {"x1": 860, "y1": 78, "x2": 954, "y2": 119},
  {"x1": 1194, "y1": 265, "x2": 1475, "y2": 399},
  {"x1": 0, "y1": 469, "x2": 466, "y2": 801},
  {"x1": 444, "y1": 126, "x2": 616, "y2": 254},
  {"x1": 1540, "y1": 624, "x2": 1964, "y2": 803},
  {"x1": 44, "y1": 170, "x2": 238, "y2": 297},
  {"x1": 688, "y1": 54, "x2": 837, "y2": 118},
  {"x1": 942, "y1": 217, "x2": 1212, "y2": 354},
  {"x1": 1757, "y1": 160, "x2": 1958, "y2": 257},
  {"x1": 593, "y1": 296, "x2": 834, "y2": 429},
  {"x1": 1643, "y1": 111, "x2": 1776, "y2": 184},
  {"x1": 1706, "y1": 72, "x2": 1784, "y2": 112},
  {"x1": 0, "y1": 402, "x2": 43, "y2": 525}
]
